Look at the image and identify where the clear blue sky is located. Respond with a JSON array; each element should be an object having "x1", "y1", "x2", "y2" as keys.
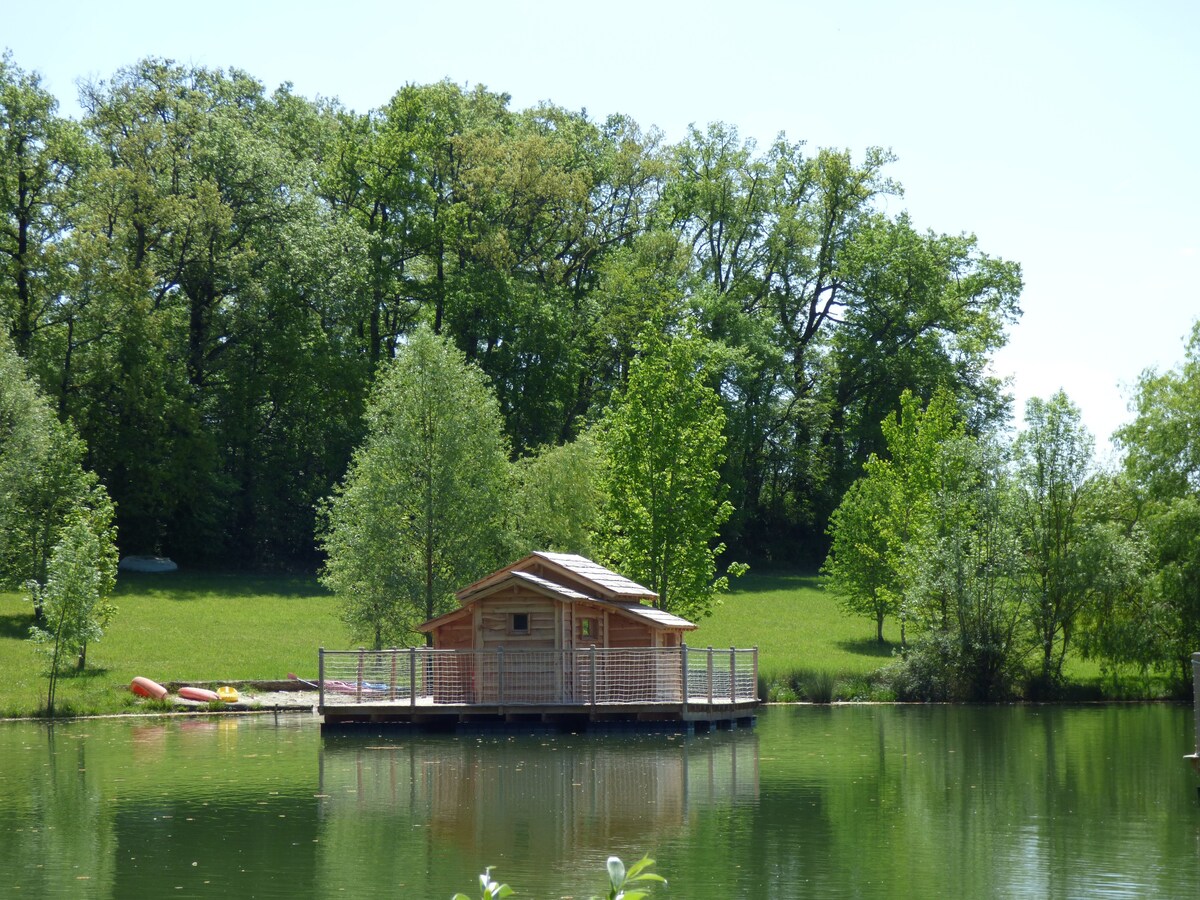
[{"x1": 7, "y1": 0, "x2": 1198, "y2": 454}]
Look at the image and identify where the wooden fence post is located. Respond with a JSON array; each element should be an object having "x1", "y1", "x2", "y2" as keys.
[
  {"x1": 390, "y1": 650, "x2": 397, "y2": 702},
  {"x1": 410, "y1": 648, "x2": 417, "y2": 709},
  {"x1": 497, "y1": 647, "x2": 505, "y2": 706},
  {"x1": 730, "y1": 647, "x2": 737, "y2": 702},
  {"x1": 356, "y1": 649, "x2": 364, "y2": 703},
  {"x1": 590, "y1": 645, "x2": 597, "y2": 706},
  {"x1": 706, "y1": 647, "x2": 714, "y2": 706},
  {"x1": 681, "y1": 644, "x2": 689, "y2": 712}
]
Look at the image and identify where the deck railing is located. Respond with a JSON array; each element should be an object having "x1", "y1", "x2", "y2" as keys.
[{"x1": 317, "y1": 646, "x2": 758, "y2": 708}]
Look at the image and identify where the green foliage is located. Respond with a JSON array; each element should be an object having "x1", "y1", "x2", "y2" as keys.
[
  {"x1": 1, "y1": 50, "x2": 1029, "y2": 578},
  {"x1": 320, "y1": 326, "x2": 510, "y2": 648},
  {"x1": 823, "y1": 388, "x2": 964, "y2": 643},
  {"x1": 802, "y1": 670, "x2": 837, "y2": 703},
  {"x1": 596, "y1": 328, "x2": 745, "y2": 620},
  {"x1": 0, "y1": 52, "x2": 88, "y2": 360},
  {"x1": 0, "y1": 338, "x2": 112, "y2": 610},
  {"x1": 511, "y1": 433, "x2": 601, "y2": 556},
  {"x1": 452, "y1": 866, "x2": 513, "y2": 900},
  {"x1": 452, "y1": 854, "x2": 664, "y2": 900},
  {"x1": 600, "y1": 854, "x2": 666, "y2": 900},
  {"x1": 664, "y1": 125, "x2": 1021, "y2": 553},
  {"x1": 903, "y1": 436, "x2": 1026, "y2": 700},
  {"x1": 28, "y1": 503, "x2": 118, "y2": 666},
  {"x1": 828, "y1": 390, "x2": 1037, "y2": 700},
  {"x1": 1114, "y1": 322, "x2": 1200, "y2": 688},
  {"x1": 823, "y1": 474, "x2": 901, "y2": 644},
  {"x1": 1013, "y1": 391, "x2": 1098, "y2": 688}
]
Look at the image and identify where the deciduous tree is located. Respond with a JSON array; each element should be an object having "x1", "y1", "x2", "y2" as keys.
[
  {"x1": 823, "y1": 388, "x2": 964, "y2": 643},
  {"x1": 319, "y1": 326, "x2": 510, "y2": 648},
  {"x1": 906, "y1": 434, "x2": 1026, "y2": 700},
  {"x1": 28, "y1": 503, "x2": 118, "y2": 714},
  {"x1": 0, "y1": 337, "x2": 112, "y2": 621},
  {"x1": 512, "y1": 434, "x2": 601, "y2": 557},
  {"x1": 0, "y1": 52, "x2": 88, "y2": 362},
  {"x1": 1115, "y1": 322, "x2": 1200, "y2": 687},
  {"x1": 1013, "y1": 391, "x2": 1097, "y2": 688},
  {"x1": 595, "y1": 328, "x2": 745, "y2": 620}
]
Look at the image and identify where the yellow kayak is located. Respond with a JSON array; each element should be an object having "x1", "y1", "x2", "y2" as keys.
[{"x1": 216, "y1": 685, "x2": 240, "y2": 703}]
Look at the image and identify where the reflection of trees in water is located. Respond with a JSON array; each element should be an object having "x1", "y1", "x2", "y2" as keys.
[{"x1": 317, "y1": 729, "x2": 759, "y2": 860}]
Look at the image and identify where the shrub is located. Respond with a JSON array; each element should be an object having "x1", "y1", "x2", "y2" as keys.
[{"x1": 804, "y1": 670, "x2": 835, "y2": 703}]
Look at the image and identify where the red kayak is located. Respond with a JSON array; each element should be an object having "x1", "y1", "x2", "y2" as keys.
[{"x1": 130, "y1": 676, "x2": 168, "y2": 700}]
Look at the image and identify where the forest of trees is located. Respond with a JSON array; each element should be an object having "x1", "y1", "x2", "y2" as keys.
[
  {"x1": 4, "y1": 53, "x2": 1199, "y2": 697},
  {"x1": 0, "y1": 52, "x2": 1020, "y2": 569}
]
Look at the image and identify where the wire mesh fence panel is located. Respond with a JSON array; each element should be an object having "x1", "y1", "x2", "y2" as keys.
[
  {"x1": 317, "y1": 647, "x2": 754, "y2": 707},
  {"x1": 427, "y1": 650, "x2": 479, "y2": 704},
  {"x1": 734, "y1": 649, "x2": 758, "y2": 702},
  {"x1": 684, "y1": 648, "x2": 759, "y2": 703},
  {"x1": 591, "y1": 649, "x2": 683, "y2": 704}
]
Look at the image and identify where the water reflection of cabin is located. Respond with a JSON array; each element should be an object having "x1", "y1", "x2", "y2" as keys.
[
  {"x1": 317, "y1": 729, "x2": 760, "y2": 866},
  {"x1": 318, "y1": 552, "x2": 759, "y2": 731}
]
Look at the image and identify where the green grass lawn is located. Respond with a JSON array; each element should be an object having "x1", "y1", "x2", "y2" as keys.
[
  {"x1": 690, "y1": 567, "x2": 899, "y2": 677},
  {"x1": 690, "y1": 567, "x2": 1111, "y2": 700},
  {"x1": 0, "y1": 571, "x2": 346, "y2": 718},
  {"x1": 0, "y1": 565, "x2": 1128, "y2": 718}
]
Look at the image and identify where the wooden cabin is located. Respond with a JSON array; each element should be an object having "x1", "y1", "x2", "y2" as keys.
[
  {"x1": 418, "y1": 551, "x2": 697, "y2": 652},
  {"x1": 317, "y1": 553, "x2": 759, "y2": 729}
]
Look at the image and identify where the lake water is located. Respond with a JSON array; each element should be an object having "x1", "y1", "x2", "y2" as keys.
[{"x1": 1, "y1": 705, "x2": 1197, "y2": 898}]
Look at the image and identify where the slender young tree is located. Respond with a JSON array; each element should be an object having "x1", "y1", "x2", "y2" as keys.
[
  {"x1": 822, "y1": 472, "x2": 900, "y2": 644},
  {"x1": 28, "y1": 503, "x2": 119, "y2": 714},
  {"x1": 320, "y1": 326, "x2": 511, "y2": 648},
  {"x1": 0, "y1": 336, "x2": 113, "y2": 622},
  {"x1": 595, "y1": 328, "x2": 745, "y2": 620},
  {"x1": 908, "y1": 434, "x2": 1026, "y2": 701},
  {"x1": 1014, "y1": 391, "x2": 1096, "y2": 688},
  {"x1": 823, "y1": 388, "x2": 965, "y2": 644}
]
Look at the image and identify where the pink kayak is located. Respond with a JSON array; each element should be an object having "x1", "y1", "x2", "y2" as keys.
[{"x1": 178, "y1": 686, "x2": 220, "y2": 702}]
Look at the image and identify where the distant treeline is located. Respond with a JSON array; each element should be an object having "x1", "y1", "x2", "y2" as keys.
[{"x1": 0, "y1": 52, "x2": 1022, "y2": 567}]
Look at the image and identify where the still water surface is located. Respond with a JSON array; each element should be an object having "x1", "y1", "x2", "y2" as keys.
[{"x1": 1, "y1": 705, "x2": 1197, "y2": 898}]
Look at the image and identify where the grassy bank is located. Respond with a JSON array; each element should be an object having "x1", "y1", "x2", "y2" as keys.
[
  {"x1": 0, "y1": 571, "x2": 344, "y2": 718},
  {"x1": 688, "y1": 568, "x2": 901, "y2": 699},
  {"x1": 0, "y1": 566, "x2": 1144, "y2": 718}
]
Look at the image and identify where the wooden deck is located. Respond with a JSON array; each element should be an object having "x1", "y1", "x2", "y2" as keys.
[{"x1": 317, "y1": 646, "x2": 759, "y2": 732}]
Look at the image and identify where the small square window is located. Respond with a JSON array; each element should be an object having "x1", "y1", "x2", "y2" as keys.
[
  {"x1": 580, "y1": 619, "x2": 592, "y2": 638},
  {"x1": 510, "y1": 613, "x2": 529, "y2": 634}
]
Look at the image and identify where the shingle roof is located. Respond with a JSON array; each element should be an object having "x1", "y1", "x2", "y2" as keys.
[
  {"x1": 439, "y1": 552, "x2": 693, "y2": 632},
  {"x1": 510, "y1": 570, "x2": 591, "y2": 601},
  {"x1": 428, "y1": 567, "x2": 696, "y2": 632},
  {"x1": 509, "y1": 571, "x2": 692, "y2": 629},
  {"x1": 605, "y1": 602, "x2": 695, "y2": 630},
  {"x1": 527, "y1": 551, "x2": 657, "y2": 600}
]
